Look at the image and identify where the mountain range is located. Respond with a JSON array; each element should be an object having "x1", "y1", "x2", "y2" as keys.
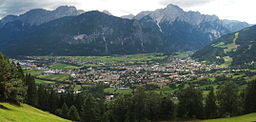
[
  {"x1": 193, "y1": 25, "x2": 256, "y2": 66},
  {"x1": 0, "y1": 4, "x2": 252, "y2": 56}
]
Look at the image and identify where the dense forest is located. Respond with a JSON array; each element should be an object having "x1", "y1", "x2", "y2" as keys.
[{"x1": 1, "y1": 53, "x2": 256, "y2": 121}]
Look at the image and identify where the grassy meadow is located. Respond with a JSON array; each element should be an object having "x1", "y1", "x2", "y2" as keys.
[
  {"x1": 0, "y1": 103, "x2": 69, "y2": 122},
  {"x1": 203, "y1": 113, "x2": 256, "y2": 122}
]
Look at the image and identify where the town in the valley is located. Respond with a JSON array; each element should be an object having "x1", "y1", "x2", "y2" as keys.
[{"x1": 12, "y1": 53, "x2": 255, "y2": 100}]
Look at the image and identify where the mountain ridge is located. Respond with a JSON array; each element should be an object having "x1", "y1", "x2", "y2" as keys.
[
  {"x1": 0, "y1": 11, "x2": 165, "y2": 56},
  {"x1": 192, "y1": 25, "x2": 256, "y2": 66},
  {"x1": 0, "y1": 4, "x2": 252, "y2": 57},
  {"x1": 0, "y1": 6, "x2": 84, "y2": 26}
]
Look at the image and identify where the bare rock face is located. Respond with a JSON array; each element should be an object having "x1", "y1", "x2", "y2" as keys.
[
  {"x1": 133, "y1": 4, "x2": 250, "y2": 51},
  {"x1": 0, "y1": 11, "x2": 165, "y2": 56},
  {"x1": 134, "y1": 4, "x2": 249, "y2": 32}
]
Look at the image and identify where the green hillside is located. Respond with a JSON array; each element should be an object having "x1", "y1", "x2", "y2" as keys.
[
  {"x1": 193, "y1": 25, "x2": 256, "y2": 66},
  {"x1": 0, "y1": 103, "x2": 70, "y2": 122},
  {"x1": 203, "y1": 113, "x2": 256, "y2": 122}
]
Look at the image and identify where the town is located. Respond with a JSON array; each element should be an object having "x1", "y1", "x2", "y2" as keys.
[{"x1": 12, "y1": 53, "x2": 224, "y2": 95}]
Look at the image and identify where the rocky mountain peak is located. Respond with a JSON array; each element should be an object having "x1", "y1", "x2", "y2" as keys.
[
  {"x1": 135, "y1": 4, "x2": 185, "y2": 24},
  {"x1": 102, "y1": 10, "x2": 112, "y2": 15},
  {"x1": 165, "y1": 4, "x2": 184, "y2": 12},
  {"x1": 0, "y1": 6, "x2": 84, "y2": 26},
  {"x1": 121, "y1": 14, "x2": 135, "y2": 19}
]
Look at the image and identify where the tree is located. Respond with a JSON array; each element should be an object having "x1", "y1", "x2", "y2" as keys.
[
  {"x1": 74, "y1": 92, "x2": 86, "y2": 113},
  {"x1": 144, "y1": 92, "x2": 161, "y2": 120},
  {"x1": 177, "y1": 86, "x2": 204, "y2": 119},
  {"x1": 108, "y1": 94, "x2": 132, "y2": 122},
  {"x1": 81, "y1": 93, "x2": 100, "y2": 122},
  {"x1": 37, "y1": 85, "x2": 49, "y2": 110},
  {"x1": 61, "y1": 103, "x2": 69, "y2": 119},
  {"x1": 244, "y1": 79, "x2": 256, "y2": 113},
  {"x1": 132, "y1": 86, "x2": 147, "y2": 121},
  {"x1": 0, "y1": 53, "x2": 27, "y2": 104},
  {"x1": 68, "y1": 105, "x2": 80, "y2": 121},
  {"x1": 217, "y1": 82, "x2": 240, "y2": 117},
  {"x1": 24, "y1": 74, "x2": 37, "y2": 106},
  {"x1": 205, "y1": 87, "x2": 218, "y2": 119},
  {"x1": 48, "y1": 89, "x2": 58, "y2": 113},
  {"x1": 65, "y1": 92, "x2": 75, "y2": 107},
  {"x1": 102, "y1": 112, "x2": 110, "y2": 122},
  {"x1": 159, "y1": 97, "x2": 176, "y2": 120},
  {"x1": 55, "y1": 108, "x2": 62, "y2": 117}
]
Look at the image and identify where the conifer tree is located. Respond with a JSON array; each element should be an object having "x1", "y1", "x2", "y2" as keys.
[
  {"x1": 159, "y1": 97, "x2": 176, "y2": 120},
  {"x1": 24, "y1": 74, "x2": 38, "y2": 106},
  {"x1": 37, "y1": 85, "x2": 49, "y2": 110},
  {"x1": 244, "y1": 79, "x2": 256, "y2": 113},
  {"x1": 81, "y1": 93, "x2": 100, "y2": 122},
  {"x1": 61, "y1": 103, "x2": 69, "y2": 119},
  {"x1": 48, "y1": 89, "x2": 58, "y2": 113},
  {"x1": 217, "y1": 82, "x2": 240, "y2": 117},
  {"x1": 205, "y1": 87, "x2": 218, "y2": 118},
  {"x1": 68, "y1": 105, "x2": 80, "y2": 121},
  {"x1": 177, "y1": 85, "x2": 204, "y2": 119}
]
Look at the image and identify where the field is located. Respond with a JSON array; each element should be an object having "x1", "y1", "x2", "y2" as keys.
[
  {"x1": 212, "y1": 32, "x2": 239, "y2": 54},
  {"x1": 104, "y1": 88, "x2": 133, "y2": 94},
  {"x1": 35, "y1": 79, "x2": 55, "y2": 84},
  {"x1": 73, "y1": 84, "x2": 95, "y2": 91},
  {"x1": 50, "y1": 63, "x2": 78, "y2": 70},
  {"x1": 74, "y1": 54, "x2": 166, "y2": 64},
  {"x1": 25, "y1": 70, "x2": 44, "y2": 76},
  {"x1": 172, "y1": 51, "x2": 194, "y2": 59},
  {"x1": 0, "y1": 103, "x2": 69, "y2": 122},
  {"x1": 36, "y1": 53, "x2": 167, "y2": 66},
  {"x1": 221, "y1": 56, "x2": 233, "y2": 67},
  {"x1": 203, "y1": 113, "x2": 256, "y2": 122},
  {"x1": 38, "y1": 74, "x2": 70, "y2": 81}
]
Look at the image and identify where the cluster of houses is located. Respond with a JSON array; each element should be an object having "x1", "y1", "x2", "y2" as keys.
[{"x1": 14, "y1": 57, "x2": 221, "y2": 90}]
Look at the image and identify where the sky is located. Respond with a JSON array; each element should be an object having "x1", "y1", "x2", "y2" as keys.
[{"x1": 0, "y1": 0, "x2": 255, "y2": 24}]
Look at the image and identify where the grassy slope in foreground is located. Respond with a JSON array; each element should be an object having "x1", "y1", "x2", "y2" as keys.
[
  {"x1": 0, "y1": 103, "x2": 70, "y2": 122},
  {"x1": 203, "y1": 113, "x2": 256, "y2": 122}
]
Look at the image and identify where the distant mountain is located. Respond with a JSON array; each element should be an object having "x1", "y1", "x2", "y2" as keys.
[
  {"x1": 0, "y1": 4, "x2": 252, "y2": 57},
  {"x1": 121, "y1": 14, "x2": 135, "y2": 19},
  {"x1": 133, "y1": 4, "x2": 251, "y2": 51},
  {"x1": 192, "y1": 25, "x2": 256, "y2": 66},
  {"x1": 222, "y1": 19, "x2": 252, "y2": 32},
  {"x1": 0, "y1": 6, "x2": 84, "y2": 26},
  {"x1": 0, "y1": 11, "x2": 165, "y2": 56},
  {"x1": 0, "y1": 6, "x2": 85, "y2": 50},
  {"x1": 102, "y1": 10, "x2": 112, "y2": 15}
]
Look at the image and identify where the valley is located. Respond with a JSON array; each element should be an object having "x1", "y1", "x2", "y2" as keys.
[
  {"x1": 0, "y1": 2, "x2": 255, "y2": 122},
  {"x1": 13, "y1": 53, "x2": 256, "y2": 98}
]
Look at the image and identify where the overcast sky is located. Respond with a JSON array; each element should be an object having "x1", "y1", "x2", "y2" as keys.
[{"x1": 0, "y1": 0, "x2": 255, "y2": 24}]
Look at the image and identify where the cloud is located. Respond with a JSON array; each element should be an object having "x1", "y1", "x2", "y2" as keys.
[
  {"x1": 159, "y1": 0, "x2": 216, "y2": 8},
  {"x1": 0, "y1": 0, "x2": 255, "y2": 23}
]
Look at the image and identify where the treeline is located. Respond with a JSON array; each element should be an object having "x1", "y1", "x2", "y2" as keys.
[
  {"x1": 1, "y1": 53, "x2": 256, "y2": 122},
  {"x1": 25, "y1": 84, "x2": 176, "y2": 122},
  {"x1": 23, "y1": 80, "x2": 256, "y2": 122}
]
